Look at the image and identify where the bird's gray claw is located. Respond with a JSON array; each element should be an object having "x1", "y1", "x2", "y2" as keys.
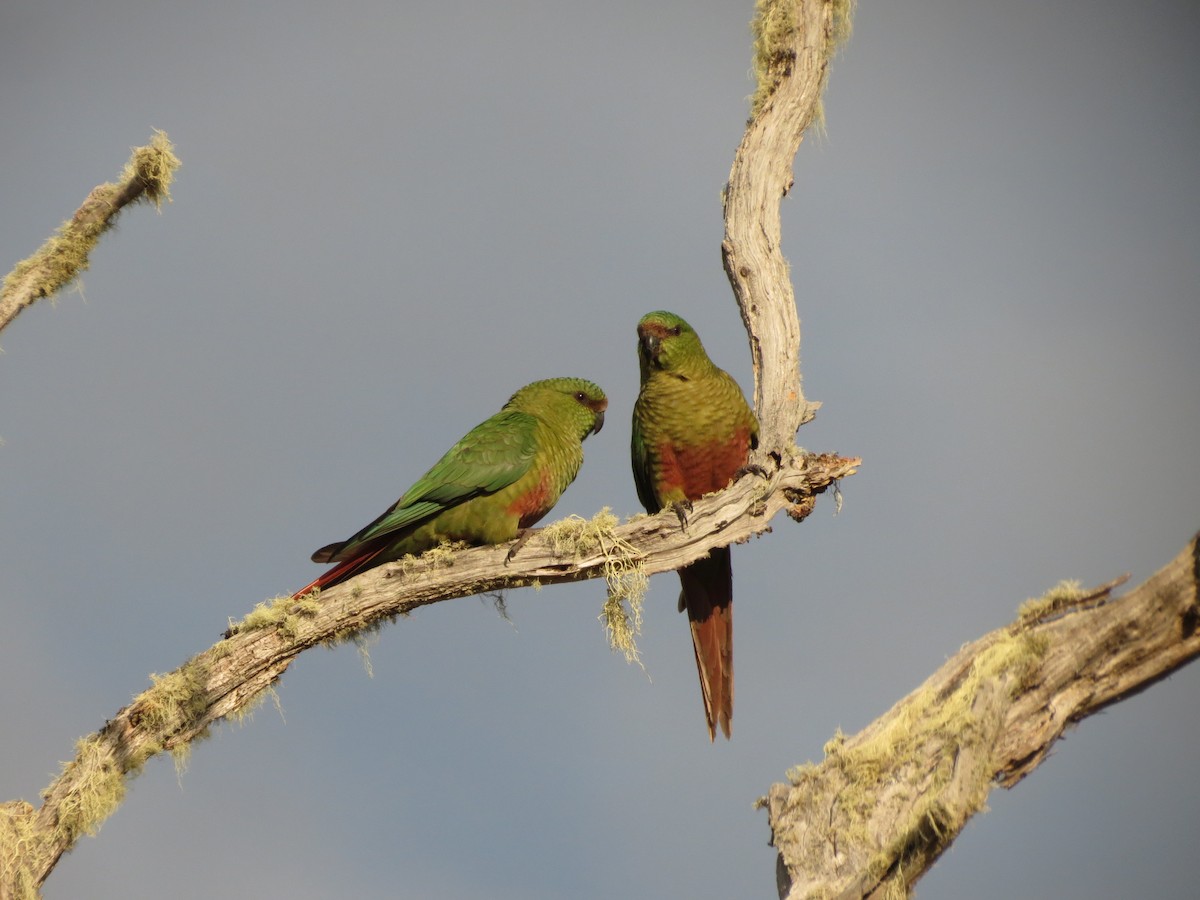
[
  {"x1": 735, "y1": 463, "x2": 770, "y2": 481},
  {"x1": 505, "y1": 528, "x2": 533, "y2": 565},
  {"x1": 671, "y1": 500, "x2": 692, "y2": 531}
]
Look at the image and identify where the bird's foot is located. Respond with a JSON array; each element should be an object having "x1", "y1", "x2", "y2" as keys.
[
  {"x1": 504, "y1": 528, "x2": 534, "y2": 565},
  {"x1": 670, "y1": 499, "x2": 693, "y2": 532},
  {"x1": 735, "y1": 462, "x2": 770, "y2": 482}
]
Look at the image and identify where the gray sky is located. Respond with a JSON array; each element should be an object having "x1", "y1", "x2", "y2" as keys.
[{"x1": 2, "y1": 1, "x2": 1198, "y2": 898}]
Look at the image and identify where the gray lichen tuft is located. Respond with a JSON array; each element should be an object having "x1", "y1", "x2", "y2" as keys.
[
  {"x1": 774, "y1": 625, "x2": 1049, "y2": 892},
  {"x1": 1018, "y1": 579, "x2": 1086, "y2": 624},
  {"x1": 750, "y1": 0, "x2": 798, "y2": 118},
  {"x1": 2, "y1": 131, "x2": 179, "y2": 307},
  {"x1": 543, "y1": 510, "x2": 648, "y2": 665},
  {"x1": 229, "y1": 593, "x2": 321, "y2": 638},
  {"x1": 749, "y1": 0, "x2": 856, "y2": 121},
  {"x1": 0, "y1": 801, "x2": 42, "y2": 900},
  {"x1": 45, "y1": 737, "x2": 127, "y2": 845}
]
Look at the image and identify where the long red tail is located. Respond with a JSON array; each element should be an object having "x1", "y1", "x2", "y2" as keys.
[
  {"x1": 291, "y1": 546, "x2": 387, "y2": 600},
  {"x1": 678, "y1": 547, "x2": 734, "y2": 741}
]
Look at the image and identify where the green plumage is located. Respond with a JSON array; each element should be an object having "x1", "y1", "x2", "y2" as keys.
[
  {"x1": 297, "y1": 377, "x2": 607, "y2": 596},
  {"x1": 631, "y1": 311, "x2": 757, "y2": 740}
]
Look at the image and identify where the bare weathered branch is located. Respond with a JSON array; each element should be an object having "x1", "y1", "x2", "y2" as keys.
[
  {"x1": 3, "y1": 2, "x2": 857, "y2": 895},
  {"x1": 5, "y1": 452, "x2": 858, "y2": 894},
  {"x1": 4, "y1": 5, "x2": 859, "y2": 893},
  {"x1": 724, "y1": 0, "x2": 852, "y2": 450},
  {"x1": 0, "y1": 131, "x2": 179, "y2": 336},
  {"x1": 765, "y1": 533, "x2": 1200, "y2": 899},
  {"x1": 4, "y1": 4, "x2": 1192, "y2": 900}
]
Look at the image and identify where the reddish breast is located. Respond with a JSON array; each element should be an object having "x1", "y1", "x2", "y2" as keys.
[
  {"x1": 657, "y1": 426, "x2": 753, "y2": 502},
  {"x1": 507, "y1": 469, "x2": 555, "y2": 527}
]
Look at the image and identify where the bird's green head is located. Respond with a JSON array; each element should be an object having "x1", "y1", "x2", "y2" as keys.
[
  {"x1": 636, "y1": 310, "x2": 710, "y2": 379},
  {"x1": 506, "y1": 377, "x2": 608, "y2": 438}
]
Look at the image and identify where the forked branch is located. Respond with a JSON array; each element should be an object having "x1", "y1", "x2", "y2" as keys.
[{"x1": 1, "y1": 2, "x2": 857, "y2": 895}]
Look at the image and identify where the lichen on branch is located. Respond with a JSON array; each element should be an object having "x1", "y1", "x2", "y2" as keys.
[{"x1": 0, "y1": 130, "x2": 180, "y2": 335}]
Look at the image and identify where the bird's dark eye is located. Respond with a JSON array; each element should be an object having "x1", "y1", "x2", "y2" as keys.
[
  {"x1": 670, "y1": 325, "x2": 682, "y2": 336},
  {"x1": 574, "y1": 391, "x2": 587, "y2": 402}
]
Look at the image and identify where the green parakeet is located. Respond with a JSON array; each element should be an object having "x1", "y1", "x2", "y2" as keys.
[
  {"x1": 631, "y1": 311, "x2": 758, "y2": 740},
  {"x1": 295, "y1": 377, "x2": 607, "y2": 597}
]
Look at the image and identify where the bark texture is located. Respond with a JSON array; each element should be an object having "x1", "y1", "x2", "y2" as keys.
[
  {"x1": 3, "y1": 6, "x2": 856, "y2": 895},
  {"x1": 0, "y1": 446, "x2": 855, "y2": 896},
  {"x1": 765, "y1": 534, "x2": 1200, "y2": 899},
  {"x1": 12, "y1": 3, "x2": 1191, "y2": 899},
  {"x1": 723, "y1": 0, "x2": 851, "y2": 451}
]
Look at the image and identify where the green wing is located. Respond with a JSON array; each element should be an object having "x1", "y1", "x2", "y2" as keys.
[
  {"x1": 630, "y1": 407, "x2": 660, "y2": 514},
  {"x1": 324, "y1": 410, "x2": 538, "y2": 561}
]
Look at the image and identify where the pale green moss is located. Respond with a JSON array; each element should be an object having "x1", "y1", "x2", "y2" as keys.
[
  {"x1": 229, "y1": 593, "x2": 321, "y2": 639},
  {"x1": 126, "y1": 130, "x2": 180, "y2": 208},
  {"x1": 2, "y1": 131, "x2": 178, "y2": 306},
  {"x1": 421, "y1": 541, "x2": 469, "y2": 567},
  {"x1": 1, "y1": 801, "x2": 42, "y2": 900},
  {"x1": 831, "y1": 0, "x2": 855, "y2": 47},
  {"x1": 228, "y1": 685, "x2": 284, "y2": 726},
  {"x1": 542, "y1": 509, "x2": 621, "y2": 557},
  {"x1": 129, "y1": 659, "x2": 216, "y2": 777},
  {"x1": 1018, "y1": 579, "x2": 1086, "y2": 624},
  {"x1": 354, "y1": 635, "x2": 376, "y2": 678},
  {"x1": 777, "y1": 623, "x2": 1050, "y2": 887},
  {"x1": 544, "y1": 509, "x2": 649, "y2": 665},
  {"x1": 750, "y1": 0, "x2": 796, "y2": 118},
  {"x1": 142, "y1": 663, "x2": 210, "y2": 732},
  {"x1": 45, "y1": 738, "x2": 126, "y2": 843},
  {"x1": 231, "y1": 596, "x2": 292, "y2": 632},
  {"x1": 749, "y1": 0, "x2": 856, "y2": 121},
  {"x1": 168, "y1": 741, "x2": 194, "y2": 780}
]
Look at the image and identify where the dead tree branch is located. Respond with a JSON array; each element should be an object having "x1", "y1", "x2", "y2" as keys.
[
  {"x1": 0, "y1": 2, "x2": 856, "y2": 895},
  {"x1": 765, "y1": 533, "x2": 1200, "y2": 899},
  {"x1": 724, "y1": 0, "x2": 852, "y2": 449},
  {"x1": 0, "y1": 131, "x2": 179, "y2": 336},
  {"x1": 1, "y1": 452, "x2": 856, "y2": 896}
]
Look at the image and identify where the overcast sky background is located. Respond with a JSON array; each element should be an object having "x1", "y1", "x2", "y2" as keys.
[{"x1": 2, "y1": 2, "x2": 1198, "y2": 898}]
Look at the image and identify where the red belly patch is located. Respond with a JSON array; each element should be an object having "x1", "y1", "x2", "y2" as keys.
[
  {"x1": 656, "y1": 427, "x2": 752, "y2": 502},
  {"x1": 508, "y1": 469, "x2": 554, "y2": 528}
]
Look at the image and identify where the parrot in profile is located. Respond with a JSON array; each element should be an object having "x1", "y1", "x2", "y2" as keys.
[
  {"x1": 294, "y1": 377, "x2": 608, "y2": 598},
  {"x1": 631, "y1": 311, "x2": 758, "y2": 740}
]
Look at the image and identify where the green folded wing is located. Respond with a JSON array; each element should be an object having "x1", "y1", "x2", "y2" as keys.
[
  {"x1": 334, "y1": 410, "x2": 538, "y2": 557},
  {"x1": 630, "y1": 411, "x2": 659, "y2": 514}
]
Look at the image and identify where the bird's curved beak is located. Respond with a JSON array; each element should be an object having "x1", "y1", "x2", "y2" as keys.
[
  {"x1": 591, "y1": 404, "x2": 607, "y2": 436},
  {"x1": 638, "y1": 328, "x2": 660, "y2": 361}
]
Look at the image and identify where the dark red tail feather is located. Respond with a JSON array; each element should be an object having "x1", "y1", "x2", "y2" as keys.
[
  {"x1": 292, "y1": 546, "x2": 387, "y2": 600},
  {"x1": 678, "y1": 547, "x2": 734, "y2": 741}
]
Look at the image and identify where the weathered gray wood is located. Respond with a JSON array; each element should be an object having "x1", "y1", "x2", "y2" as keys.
[
  {"x1": 4, "y1": 445, "x2": 856, "y2": 895},
  {"x1": 723, "y1": 0, "x2": 851, "y2": 450},
  {"x1": 766, "y1": 535, "x2": 1200, "y2": 899}
]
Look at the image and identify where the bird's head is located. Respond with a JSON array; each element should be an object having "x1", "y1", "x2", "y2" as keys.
[
  {"x1": 636, "y1": 310, "x2": 708, "y2": 379},
  {"x1": 507, "y1": 377, "x2": 607, "y2": 439}
]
